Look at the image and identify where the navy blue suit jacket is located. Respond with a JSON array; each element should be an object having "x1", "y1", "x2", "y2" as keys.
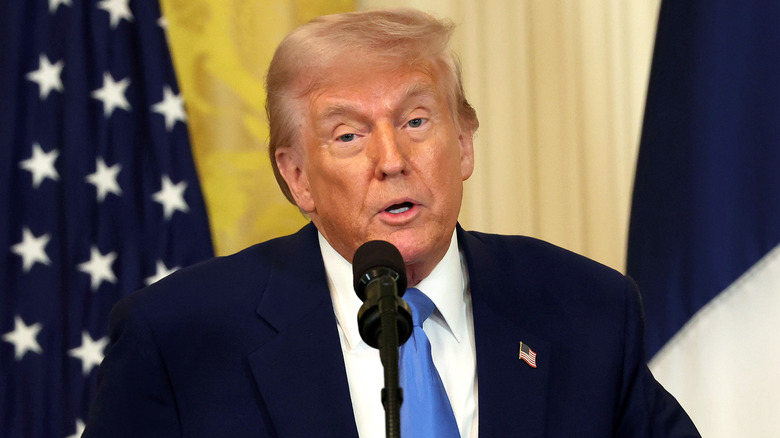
[{"x1": 84, "y1": 223, "x2": 699, "y2": 437}]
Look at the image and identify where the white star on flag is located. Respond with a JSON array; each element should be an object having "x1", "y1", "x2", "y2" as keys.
[
  {"x1": 77, "y1": 246, "x2": 118, "y2": 291},
  {"x1": 153, "y1": 175, "x2": 189, "y2": 220},
  {"x1": 90, "y1": 72, "x2": 131, "y2": 118},
  {"x1": 152, "y1": 85, "x2": 187, "y2": 131},
  {"x1": 68, "y1": 331, "x2": 108, "y2": 375},
  {"x1": 19, "y1": 142, "x2": 59, "y2": 188},
  {"x1": 86, "y1": 157, "x2": 122, "y2": 202},
  {"x1": 67, "y1": 419, "x2": 86, "y2": 438},
  {"x1": 11, "y1": 227, "x2": 52, "y2": 272},
  {"x1": 48, "y1": 0, "x2": 72, "y2": 14},
  {"x1": 25, "y1": 54, "x2": 64, "y2": 99},
  {"x1": 97, "y1": 0, "x2": 133, "y2": 29},
  {"x1": 2, "y1": 316, "x2": 44, "y2": 360},
  {"x1": 145, "y1": 259, "x2": 180, "y2": 286}
]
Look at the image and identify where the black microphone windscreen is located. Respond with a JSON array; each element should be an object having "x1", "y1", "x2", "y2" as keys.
[{"x1": 352, "y1": 240, "x2": 407, "y2": 294}]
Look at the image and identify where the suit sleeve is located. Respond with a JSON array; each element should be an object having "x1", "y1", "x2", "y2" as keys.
[
  {"x1": 82, "y1": 296, "x2": 182, "y2": 437},
  {"x1": 614, "y1": 279, "x2": 701, "y2": 437}
]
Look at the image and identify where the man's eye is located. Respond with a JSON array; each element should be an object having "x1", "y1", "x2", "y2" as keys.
[
  {"x1": 408, "y1": 118, "x2": 425, "y2": 128},
  {"x1": 338, "y1": 133, "x2": 356, "y2": 142}
]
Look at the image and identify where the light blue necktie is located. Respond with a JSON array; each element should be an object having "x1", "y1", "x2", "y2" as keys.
[{"x1": 399, "y1": 288, "x2": 460, "y2": 438}]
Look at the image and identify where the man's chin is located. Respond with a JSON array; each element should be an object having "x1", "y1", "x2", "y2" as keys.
[
  {"x1": 386, "y1": 233, "x2": 444, "y2": 266},
  {"x1": 362, "y1": 223, "x2": 451, "y2": 264},
  {"x1": 370, "y1": 230, "x2": 423, "y2": 260}
]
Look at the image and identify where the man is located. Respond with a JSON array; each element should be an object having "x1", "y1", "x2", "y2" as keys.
[{"x1": 84, "y1": 8, "x2": 699, "y2": 437}]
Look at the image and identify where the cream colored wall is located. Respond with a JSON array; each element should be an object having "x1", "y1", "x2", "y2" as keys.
[{"x1": 358, "y1": 0, "x2": 661, "y2": 272}]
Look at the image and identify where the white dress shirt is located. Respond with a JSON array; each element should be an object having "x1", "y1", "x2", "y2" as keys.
[{"x1": 319, "y1": 231, "x2": 478, "y2": 438}]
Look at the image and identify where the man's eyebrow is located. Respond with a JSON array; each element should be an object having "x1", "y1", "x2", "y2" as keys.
[
  {"x1": 317, "y1": 103, "x2": 361, "y2": 122},
  {"x1": 315, "y1": 82, "x2": 439, "y2": 122},
  {"x1": 401, "y1": 82, "x2": 438, "y2": 100}
]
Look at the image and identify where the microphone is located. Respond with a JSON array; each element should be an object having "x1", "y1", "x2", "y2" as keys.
[
  {"x1": 352, "y1": 240, "x2": 413, "y2": 438},
  {"x1": 352, "y1": 240, "x2": 413, "y2": 348}
]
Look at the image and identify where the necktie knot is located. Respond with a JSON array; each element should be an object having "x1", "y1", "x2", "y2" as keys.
[{"x1": 404, "y1": 288, "x2": 434, "y2": 327}]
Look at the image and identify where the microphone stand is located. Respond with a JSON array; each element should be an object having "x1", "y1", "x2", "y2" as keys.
[
  {"x1": 353, "y1": 241, "x2": 411, "y2": 438},
  {"x1": 377, "y1": 276, "x2": 403, "y2": 438},
  {"x1": 357, "y1": 275, "x2": 412, "y2": 438}
]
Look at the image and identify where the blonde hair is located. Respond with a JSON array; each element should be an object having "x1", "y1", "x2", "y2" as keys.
[{"x1": 266, "y1": 8, "x2": 479, "y2": 203}]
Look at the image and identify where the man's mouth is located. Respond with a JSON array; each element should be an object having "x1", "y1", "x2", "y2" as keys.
[{"x1": 385, "y1": 202, "x2": 414, "y2": 214}]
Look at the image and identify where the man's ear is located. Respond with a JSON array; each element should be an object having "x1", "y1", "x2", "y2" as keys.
[
  {"x1": 275, "y1": 146, "x2": 315, "y2": 212},
  {"x1": 459, "y1": 129, "x2": 475, "y2": 181}
]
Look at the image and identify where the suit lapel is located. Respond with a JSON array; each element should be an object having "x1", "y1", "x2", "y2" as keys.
[
  {"x1": 459, "y1": 227, "x2": 551, "y2": 436},
  {"x1": 247, "y1": 224, "x2": 359, "y2": 438}
]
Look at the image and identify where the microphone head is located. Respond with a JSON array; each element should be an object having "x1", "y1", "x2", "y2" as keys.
[{"x1": 352, "y1": 240, "x2": 407, "y2": 300}]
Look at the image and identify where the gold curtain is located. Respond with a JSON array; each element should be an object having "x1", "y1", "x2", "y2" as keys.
[{"x1": 160, "y1": 0, "x2": 355, "y2": 256}]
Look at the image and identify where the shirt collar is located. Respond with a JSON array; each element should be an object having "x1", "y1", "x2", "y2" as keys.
[{"x1": 320, "y1": 230, "x2": 468, "y2": 351}]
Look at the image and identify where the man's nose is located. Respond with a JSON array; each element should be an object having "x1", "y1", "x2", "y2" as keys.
[{"x1": 372, "y1": 123, "x2": 408, "y2": 179}]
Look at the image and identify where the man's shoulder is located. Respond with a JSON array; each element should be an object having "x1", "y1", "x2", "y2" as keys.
[
  {"x1": 158, "y1": 225, "x2": 312, "y2": 285},
  {"x1": 460, "y1": 228, "x2": 625, "y2": 283},
  {"x1": 459, "y1": 227, "x2": 636, "y2": 323},
  {"x1": 118, "y1": 224, "x2": 320, "y2": 319}
]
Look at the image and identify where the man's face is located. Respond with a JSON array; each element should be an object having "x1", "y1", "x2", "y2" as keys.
[{"x1": 276, "y1": 63, "x2": 474, "y2": 284}]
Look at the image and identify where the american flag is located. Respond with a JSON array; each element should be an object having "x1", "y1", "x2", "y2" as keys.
[
  {"x1": 519, "y1": 341, "x2": 537, "y2": 368},
  {"x1": 0, "y1": 1, "x2": 214, "y2": 437}
]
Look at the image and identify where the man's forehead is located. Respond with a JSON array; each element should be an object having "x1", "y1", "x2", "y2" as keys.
[{"x1": 310, "y1": 75, "x2": 441, "y2": 120}]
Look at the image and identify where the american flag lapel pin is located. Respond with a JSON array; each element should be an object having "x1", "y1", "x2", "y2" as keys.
[{"x1": 518, "y1": 341, "x2": 538, "y2": 368}]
